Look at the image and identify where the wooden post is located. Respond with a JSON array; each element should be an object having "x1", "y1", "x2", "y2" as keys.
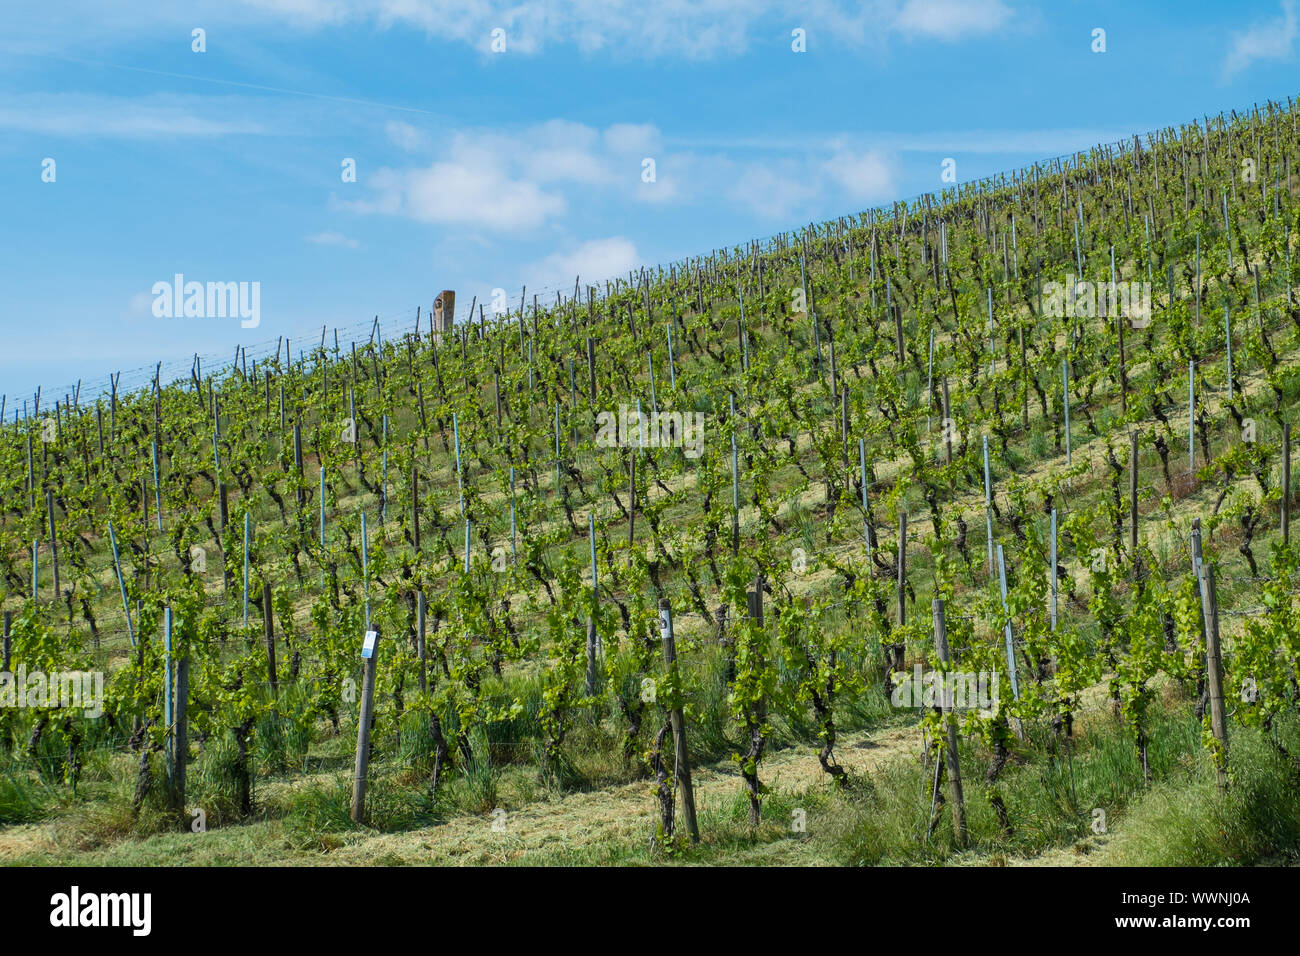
[
  {"x1": 1224, "y1": 305, "x2": 1234, "y2": 402},
  {"x1": 932, "y1": 599, "x2": 967, "y2": 847},
  {"x1": 1062, "y1": 360, "x2": 1072, "y2": 468},
  {"x1": 941, "y1": 376, "x2": 952, "y2": 466},
  {"x1": 1129, "y1": 430, "x2": 1140, "y2": 566},
  {"x1": 926, "y1": 328, "x2": 935, "y2": 432},
  {"x1": 1117, "y1": 288, "x2": 1127, "y2": 415},
  {"x1": 174, "y1": 655, "x2": 188, "y2": 817},
  {"x1": 587, "y1": 513, "x2": 599, "y2": 695},
  {"x1": 1050, "y1": 509, "x2": 1058, "y2": 631},
  {"x1": 46, "y1": 490, "x2": 59, "y2": 598},
  {"x1": 318, "y1": 467, "x2": 327, "y2": 589},
  {"x1": 1195, "y1": 232, "x2": 1202, "y2": 326},
  {"x1": 1283, "y1": 423, "x2": 1292, "y2": 546},
  {"x1": 26, "y1": 433, "x2": 34, "y2": 513},
  {"x1": 828, "y1": 337, "x2": 838, "y2": 399},
  {"x1": 362, "y1": 512, "x2": 372, "y2": 627},
  {"x1": 982, "y1": 436, "x2": 994, "y2": 574},
  {"x1": 411, "y1": 464, "x2": 421, "y2": 553},
  {"x1": 986, "y1": 285, "x2": 995, "y2": 381},
  {"x1": 859, "y1": 439, "x2": 871, "y2": 558},
  {"x1": 509, "y1": 466, "x2": 517, "y2": 560},
  {"x1": 840, "y1": 389, "x2": 849, "y2": 466},
  {"x1": 731, "y1": 421, "x2": 740, "y2": 555},
  {"x1": 1019, "y1": 323, "x2": 1028, "y2": 429},
  {"x1": 416, "y1": 592, "x2": 427, "y2": 694},
  {"x1": 491, "y1": 372, "x2": 502, "y2": 433},
  {"x1": 890, "y1": 511, "x2": 907, "y2": 674},
  {"x1": 747, "y1": 573, "x2": 764, "y2": 625},
  {"x1": 658, "y1": 600, "x2": 699, "y2": 843},
  {"x1": 1, "y1": 611, "x2": 10, "y2": 672},
  {"x1": 452, "y1": 413, "x2": 465, "y2": 517},
  {"x1": 740, "y1": 287, "x2": 752, "y2": 376},
  {"x1": 163, "y1": 608, "x2": 174, "y2": 791},
  {"x1": 351, "y1": 627, "x2": 380, "y2": 823},
  {"x1": 263, "y1": 583, "x2": 277, "y2": 695},
  {"x1": 897, "y1": 511, "x2": 907, "y2": 627},
  {"x1": 554, "y1": 402, "x2": 563, "y2": 498},
  {"x1": 293, "y1": 424, "x2": 304, "y2": 508},
  {"x1": 893, "y1": 302, "x2": 905, "y2": 365},
  {"x1": 628, "y1": 453, "x2": 636, "y2": 546},
  {"x1": 243, "y1": 513, "x2": 251, "y2": 626},
  {"x1": 152, "y1": 440, "x2": 163, "y2": 529},
  {"x1": 1199, "y1": 560, "x2": 1229, "y2": 791}
]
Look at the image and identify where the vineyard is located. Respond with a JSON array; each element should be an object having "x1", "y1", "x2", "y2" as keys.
[{"x1": 5, "y1": 95, "x2": 1300, "y2": 867}]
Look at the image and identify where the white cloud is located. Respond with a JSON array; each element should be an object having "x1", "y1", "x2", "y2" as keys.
[
  {"x1": 128, "y1": 291, "x2": 154, "y2": 317},
  {"x1": 233, "y1": 0, "x2": 1008, "y2": 58},
  {"x1": 1222, "y1": 0, "x2": 1298, "y2": 78},
  {"x1": 341, "y1": 121, "x2": 648, "y2": 231},
  {"x1": 725, "y1": 162, "x2": 818, "y2": 220},
  {"x1": 243, "y1": 0, "x2": 352, "y2": 23},
  {"x1": 636, "y1": 173, "x2": 681, "y2": 204},
  {"x1": 344, "y1": 155, "x2": 567, "y2": 231},
  {"x1": 525, "y1": 120, "x2": 616, "y2": 184},
  {"x1": 604, "y1": 123, "x2": 662, "y2": 156},
  {"x1": 526, "y1": 237, "x2": 641, "y2": 289},
  {"x1": 386, "y1": 120, "x2": 432, "y2": 152},
  {"x1": 822, "y1": 149, "x2": 896, "y2": 202},
  {"x1": 344, "y1": 117, "x2": 912, "y2": 229},
  {"x1": 894, "y1": 0, "x2": 1011, "y2": 42},
  {"x1": 408, "y1": 160, "x2": 566, "y2": 230},
  {"x1": 9, "y1": 1, "x2": 1020, "y2": 60},
  {"x1": 0, "y1": 93, "x2": 267, "y2": 138},
  {"x1": 305, "y1": 231, "x2": 361, "y2": 248}
]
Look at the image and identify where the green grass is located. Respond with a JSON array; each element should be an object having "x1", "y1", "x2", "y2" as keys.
[
  {"x1": 0, "y1": 761, "x2": 51, "y2": 825},
  {"x1": 1108, "y1": 723, "x2": 1300, "y2": 866},
  {"x1": 820, "y1": 706, "x2": 1203, "y2": 865}
]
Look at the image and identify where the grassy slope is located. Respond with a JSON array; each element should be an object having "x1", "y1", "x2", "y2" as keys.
[{"x1": 4, "y1": 109, "x2": 1300, "y2": 866}]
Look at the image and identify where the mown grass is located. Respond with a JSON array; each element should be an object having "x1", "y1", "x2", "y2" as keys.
[{"x1": 5, "y1": 688, "x2": 1298, "y2": 867}]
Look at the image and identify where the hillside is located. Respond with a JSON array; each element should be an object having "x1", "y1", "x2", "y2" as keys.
[{"x1": 3, "y1": 96, "x2": 1300, "y2": 866}]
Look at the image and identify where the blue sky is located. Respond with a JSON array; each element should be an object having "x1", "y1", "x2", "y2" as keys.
[{"x1": 1, "y1": 0, "x2": 1298, "y2": 404}]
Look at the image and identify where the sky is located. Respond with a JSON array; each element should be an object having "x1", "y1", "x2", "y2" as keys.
[{"x1": 1, "y1": 0, "x2": 1298, "y2": 405}]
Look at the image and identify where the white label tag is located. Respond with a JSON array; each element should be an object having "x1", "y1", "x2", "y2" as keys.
[{"x1": 361, "y1": 630, "x2": 378, "y2": 659}]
